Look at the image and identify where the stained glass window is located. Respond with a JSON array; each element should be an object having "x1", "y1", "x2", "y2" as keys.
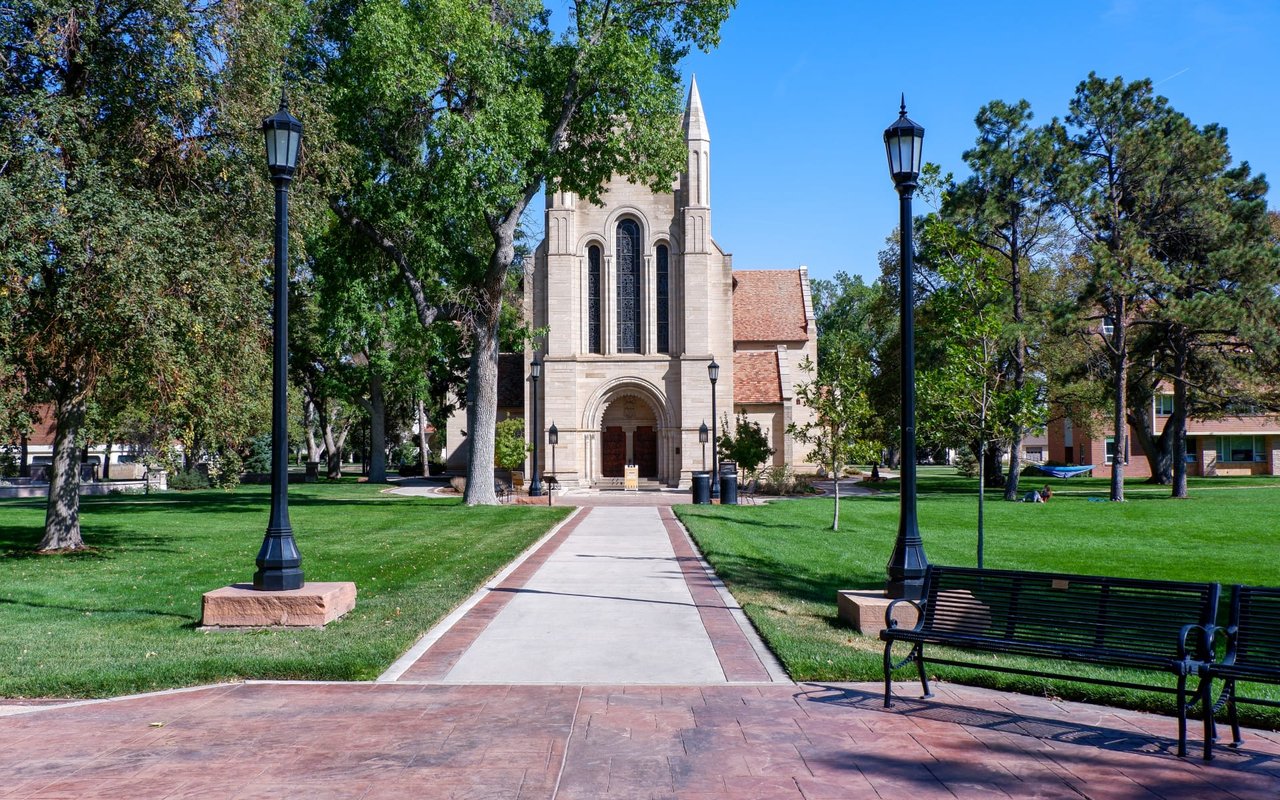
[
  {"x1": 656, "y1": 244, "x2": 669, "y2": 354},
  {"x1": 616, "y1": 220, "x2": 641, "y2": 353},
  {"x1": 588, "y1": 245, "x2": 601, "y2": 353}
]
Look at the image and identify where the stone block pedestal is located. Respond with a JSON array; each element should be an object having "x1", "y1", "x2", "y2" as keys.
[
  {"x1": 201, "y1": 582, "x2": 357, "y2": 628},
  {"x1": 836, "y1": 589, "x2": 919, "y2": 635}
]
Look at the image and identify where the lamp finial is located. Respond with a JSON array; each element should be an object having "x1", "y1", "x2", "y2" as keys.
[{"x1": 900, "y1": 93, "x2": 907, "y2": 118}]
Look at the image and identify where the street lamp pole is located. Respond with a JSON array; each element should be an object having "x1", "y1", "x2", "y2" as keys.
[
  {"x1": 883, "y1": 96, "x2": 929, "y2": 600},
  {"x1": 708, "y1": 360, "x2": 720, "y2": 499},
  {"x1": 547, "y1": 422, "x2": 558, "y2": 506},
  {"x1": 255, "y1": 91, "x2": 304, "y2": 592},
  {"x1": 528, "y1": 358, "x2": 543, "y2": 497}
]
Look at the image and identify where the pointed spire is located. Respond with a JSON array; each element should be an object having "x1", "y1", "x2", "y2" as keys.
[{"x1": 683, "y1": 75, "x2": 709, "y2": 142}]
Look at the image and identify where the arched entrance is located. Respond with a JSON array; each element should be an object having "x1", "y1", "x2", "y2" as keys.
[{"x1": 600, "y1": 395, "x2": 659, "y2": 479}]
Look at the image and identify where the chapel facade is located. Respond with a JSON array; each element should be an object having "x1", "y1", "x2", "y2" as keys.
[{"x1": 445, "y1": 79, "x2": 818, "y2": 487}]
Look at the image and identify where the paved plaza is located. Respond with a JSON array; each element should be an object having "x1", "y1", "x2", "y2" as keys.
[{"x1": 2, "y1": 501, "x2": 1279, "y2": 798}]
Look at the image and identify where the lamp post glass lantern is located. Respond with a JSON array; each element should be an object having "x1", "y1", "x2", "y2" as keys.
[
  {"x1": 254, "y1": 91, "x2": 304, "y2": 592},
  {"x1": 708, "y1": 360, "x2": 720, "y2": 498},
  {"x1": 528, "y1": 358, "x2": 543, "y2": 497},
  {"x1": 883, "y1": 97, "x2": 928, "y2": 600},
  {"x1": 699, "y1": 421, "x2": 709, "y2": 471}
]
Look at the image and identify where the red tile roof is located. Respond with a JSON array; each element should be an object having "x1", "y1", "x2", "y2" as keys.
[
  {"x1": 732, "y1": 270, "x2": 809, "y2": 342},
  {"x1": 734, "y1": 352, "x2": 782, "y2": 404}
]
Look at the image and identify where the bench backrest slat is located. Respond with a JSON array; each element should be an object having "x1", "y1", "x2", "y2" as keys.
[
  {"x1": 1233, "y1": 585, "x2": 1280, "y2": 668},
  {"x1": 922, "y1": 566, "x2": 1219, "y2": 660}
]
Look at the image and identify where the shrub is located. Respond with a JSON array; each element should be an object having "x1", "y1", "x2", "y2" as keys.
[
  {"x1": 956, "y1": 448, "x2": 979, "y2": 478},
  {"x1": 241, "y1": 434, "x2": 271, "y2": 473},
  {"x1": 169, "y1": 469, "x2": 210, "y2": 491},
  {"x1": 494, "y1": 418, "x2": 527, "y2": 471}
]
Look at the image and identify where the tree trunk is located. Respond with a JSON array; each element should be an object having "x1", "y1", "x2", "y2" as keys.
[
  {"x1": 463, "y1": 317, "x2": 501, "y2": 505},
  {"x1": 1110, "y1": 298, "x2": 1128, "y2": 502},
  {"x1": 1003, "y1": 234, "x2": 1026, "y2": 501},
  {"x1": 1171, "y1": 337, "x2": 1190, "y2": 499},
  {"x1": 830, "y1": 449, "x2": 840, "y2": 532},
  {"x1": 19, "y1": 432, "x2": 30, "y2": 477},
  {"x1": 416, "y1": 395, "x2": 431, "y2": 478},
  {"x1": 1129, "y1": 402, "x2": 1172, "y2": 485},
  {"x1": 982, "y1": 443, "x2": 1003, "y2": 488},
  {"x1": 39, "y1": 394, "x2": 87, "y2": 552},
  {"x1": 304, "y1": 399, "x2": 323, "y2": 475},
  {"x1": 366, "y1": 372, "x2": 387, "y2": 483},
  {"x1": 977, "y1": 437, "x2": 985, "y2": 570},
  {"x1": 102, "y1": 440, "x2": 112, "y2": 480}
]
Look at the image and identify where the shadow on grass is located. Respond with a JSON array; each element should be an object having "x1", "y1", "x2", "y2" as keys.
[{"x1": 0, "y1": 595, "x2": 194, "y2": 621}]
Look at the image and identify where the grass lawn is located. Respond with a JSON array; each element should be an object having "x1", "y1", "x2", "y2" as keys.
[
  {"x1": 676, "y1": 468, "x2": 1280, "y2": 728},
  {"x1": 0, "y1": 481, "x2": 570, "y2": 698}
]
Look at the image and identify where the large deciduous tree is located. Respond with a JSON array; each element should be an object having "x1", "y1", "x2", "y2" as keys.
[
  {"x1": 0, "y1": 1, "x2": 284, "y2": 550},
  {"x1": 325, "y1": 0, "x2": 734, "y2": 504}
]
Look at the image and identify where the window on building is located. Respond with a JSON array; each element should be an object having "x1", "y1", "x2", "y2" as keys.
[
  {"x1": 1217, "y1": 435, "x2": 1264, "y2": 463},
  {"x1": 656, "y1": 244, "x2": 669, "y2": 354},
  {"x1": 1157, "y1": 394, "x2": 1175, "y2": 415},
  {"x1": 616, "y1": 220, "x2": 641, "y2": 353},
  {"x1": 1105, "y1": 436, "x2": 1116, "y2": 464},
  {"x1": 587, "y1": 245, "x2": 601, "y2": 354},
  {"x1": 1184, "y1": 437, "x2": 1197, "y2": 463},
  {"x1": 1101, "y1": 316, "x2": 1115, "y2": 336}
]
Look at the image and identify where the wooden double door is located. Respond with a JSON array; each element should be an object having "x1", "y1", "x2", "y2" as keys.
[{"x1": 601, "y1": 426, "x2": 658, "y2": 478}]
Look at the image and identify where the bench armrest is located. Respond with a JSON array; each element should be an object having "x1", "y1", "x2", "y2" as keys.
[
  {"x1": 1178, "y1": 623, "x2": 1216, "y2": 662},
  {"x1": 885, "y1": 598, "x2": 923, "y2": 632}
]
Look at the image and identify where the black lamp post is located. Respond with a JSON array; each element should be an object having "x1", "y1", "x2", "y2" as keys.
[
  {"x1": 883, "y1": 96, "x2": 929, "y2": 600},
  {"x1": 699, "y1": 421, "x2": 709, "y2": 471},
  {"x1": 528, "y1": 357, "x2": 543, "y2": 497},
  {"x1": 708, "y1": 360, "x2": 720, "y2": 499},
  {"x1": 254, "y1": 92, "x2": 304, "y2": 592},
  {"x1": 547, "y1": 422, "x2": 558, "y2": 506}
]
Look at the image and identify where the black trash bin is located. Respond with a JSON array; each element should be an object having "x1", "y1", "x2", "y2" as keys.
[
  {"x1": 691, "y1": 471, "x2": 712, "y2": 504},
  {"x1": 719, "y1": 473, "x2": 738, "y2": 505}
]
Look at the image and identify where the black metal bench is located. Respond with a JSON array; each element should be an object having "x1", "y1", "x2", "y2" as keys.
[
  {"x1": 881, "y1": 565, "x2": 1220, "y2": 757},
  {"x1": 494, "y1": 479, "x2": 511, "y2": 504},
  {"x1": 1202, "y1": 584, "x2": 1280, "y2": 759}
]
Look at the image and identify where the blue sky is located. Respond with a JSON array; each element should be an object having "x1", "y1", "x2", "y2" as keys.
[{"x1": 539, "y1": 1, "x2": 1280, "y2": 284}]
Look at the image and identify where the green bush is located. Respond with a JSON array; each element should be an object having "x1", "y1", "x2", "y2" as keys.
[
  {"x1": 494, "y1": 418, "x2": 527, "y2": 471},
  {"x1": 169, "y1": 469, "x2": 210, "y2": 491},
  {"x1": 242, "y1": 434, "x2": 271, "y2": 473}
]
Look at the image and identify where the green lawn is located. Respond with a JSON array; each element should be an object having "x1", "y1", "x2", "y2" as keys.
[
  {"x1": 676, "y1": 469, "x2": 1280, "y2": 728},
  {"x1": 0, "y1": 482, "x2": 570, "y2": 698}
]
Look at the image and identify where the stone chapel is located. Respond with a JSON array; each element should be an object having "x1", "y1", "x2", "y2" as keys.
[{"x1": 445, "y1": 78, "x2": 818, "y2": 488}]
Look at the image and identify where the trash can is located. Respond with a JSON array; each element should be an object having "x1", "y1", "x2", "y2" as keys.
[
  {"x1": 691, "y1": 471, "x2": 712, "y2": 504},
  {"x1": 719, "y1": 473, "x2": 738, "y2": 505}
]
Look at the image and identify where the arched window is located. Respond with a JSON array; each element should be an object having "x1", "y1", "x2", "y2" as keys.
[
  {"x1": 587, "y1": 245, "x2": 601, "y2": 354},
  {"x1": 656, "y1": 244, "x2": 670, "y2": 354},
  {"x1": 616, "y1": 219, "x2": 641, "y2": 353}
]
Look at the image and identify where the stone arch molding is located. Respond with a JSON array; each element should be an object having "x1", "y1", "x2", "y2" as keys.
[{"x1": 583, "y1": 376, "x2": 672, "y2": 432}]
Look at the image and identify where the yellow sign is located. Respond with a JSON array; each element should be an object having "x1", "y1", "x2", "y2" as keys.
[{"x1": 623, "y1": 465, "x2": 639, "y2": 491}]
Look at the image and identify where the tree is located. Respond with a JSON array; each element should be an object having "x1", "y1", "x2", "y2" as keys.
[
  {"x1": 916, "y1": 219, "x2": 1033, "y2": 567},
  {"x1": 1, "y1": 0, "x2": 297, "y2": 550},
  {"x1": 1061, "y1": 73, "x2": 1184, "y2": 502},
  {"x1": 789, "y1": 334, "x2": 877, "y2": 531},
  {"x1": 716, "y1": 414, "x2": 774, "y2": 476},
  {"x1": 945, "y1": 99, "x2": 1062, "y2": 500},
  {"x1": 324, "y1": 0, "x2": 735, "y2": 505}
]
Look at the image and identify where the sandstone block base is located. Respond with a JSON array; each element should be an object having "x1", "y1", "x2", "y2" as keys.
[
  {"x1": 837, "y1": 589, "x2": 919, "y2": 635},
  {"x1": 201, "y1": 582, "x2": 357, "y2": 628}
]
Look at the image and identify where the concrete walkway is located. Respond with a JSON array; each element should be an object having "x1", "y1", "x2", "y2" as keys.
[{"x1": 384, "y1": 506, "x2": 787, "y2": 685}]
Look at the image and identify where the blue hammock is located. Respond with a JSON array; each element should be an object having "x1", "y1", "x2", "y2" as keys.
[{"x1": 1035, "y1": 464, "x2": 1095, "y2": 479}]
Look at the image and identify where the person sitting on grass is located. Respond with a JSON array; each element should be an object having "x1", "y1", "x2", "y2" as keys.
[{"x1": 1023, "y1": 485, "x2": 1053, "y2": 503}]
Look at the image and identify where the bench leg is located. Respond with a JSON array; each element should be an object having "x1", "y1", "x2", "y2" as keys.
[
  {"x1": 1175, "y1": 673, "x2": 1188, "y2": 758},
  {"x1": 1195, "y1": 674, "x2": 1213, "y2": 761},
  {"x1": 1227, "y1": 680, "x2": 1243, "y2": 748},
  {"x1": 915, "y1": 645, "x2": 933, "y2": 700},
  {"x1": 882, "y1": 642, "x2": 894, "y2": 708}
]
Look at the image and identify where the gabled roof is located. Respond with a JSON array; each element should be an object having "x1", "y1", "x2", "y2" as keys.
[
  {"x1": 732, "y1": 269, "x2": 811, "y2": 342},
  {"x1": 734, "y1": 351, "x2": 782, "y2": 404}
]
